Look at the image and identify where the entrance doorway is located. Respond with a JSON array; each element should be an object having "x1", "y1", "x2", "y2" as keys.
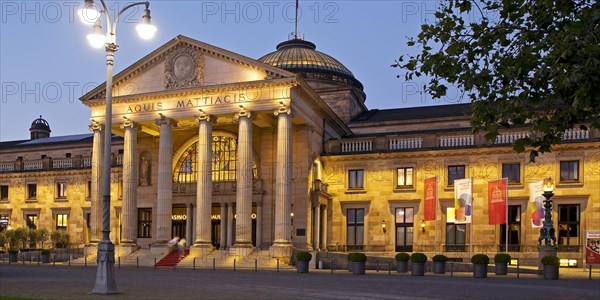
[{"x1": 171, "y1": 207, "x2": 187, "y2": 239}]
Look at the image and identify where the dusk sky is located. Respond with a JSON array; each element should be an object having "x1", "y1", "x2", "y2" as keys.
[{"x1": 1, "y1": 1, "x2": 465, "y2": 141}]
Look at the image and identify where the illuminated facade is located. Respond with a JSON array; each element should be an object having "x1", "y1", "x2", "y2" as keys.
[{"x1": 1, "y1": 36, "x2": 598, "y2": 263}]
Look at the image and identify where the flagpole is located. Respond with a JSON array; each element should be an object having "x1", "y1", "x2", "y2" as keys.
[
  {"x1": 294, "y1": 0, "x2": 299, "y2": 38},
  {"x1": 434, "y1": 176, "x2": 438, "y2": 253},
  {"x1": 469, "y1": 178, "x2": 473, "y2": 259},
  {"x1": 504, "y1": 178, "x2": 508, "y2": 253}
]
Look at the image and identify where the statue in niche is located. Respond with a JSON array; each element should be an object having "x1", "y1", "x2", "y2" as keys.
[{"x1": 139, "y1": 153, "x2": 152, "y2": 186}]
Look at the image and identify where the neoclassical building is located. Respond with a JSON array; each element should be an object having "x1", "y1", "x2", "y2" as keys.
[{"x1": 1, "y1": 35, "x2": 599, "y2": 264}]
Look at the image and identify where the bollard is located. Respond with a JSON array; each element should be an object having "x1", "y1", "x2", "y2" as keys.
[
  {"x1": 450, "y1": 262, "x2": 453, "y2": 277},
  {"x1": 255, "y1": 259, "x2": 258, "y2": 272},
  {"x1": 85, "y1": 256, "x2": 87, "y2": 267},
  {"x1": 213, "y1": 258, "x2": 216, "y2": 271},
  {"x1": 53, "y1": 255, "x2": 56, "y2": 267},
  {"x1": 277, "y1": 259, "x2": 279, "y2": 272},
  {"x1": 388, "y1": 262, "x2": 391, "y2": 276},
  {"x1": 154, "y1": 257, "x2": 157, "y2": 269},
  {"x1": 332, "y1": 259, "x2": 336, "y2": 273},
  {"x1": 193, "y1": 257, "x2": 196, "y2": 270},
  {"x1": 234, "y1": 259, "x2": 236, "y2": 272},
  {"x1": 517, "y1": 260, "x2": 520, "y2": 278},
  {"x1": 37, "y1": 255, "x2": 40, "y2": 266},
  {"x1": 137, "y1": 257, "x2": 139, "y2": 269},
  {"x1": 68, "y1": 255, "x2": 71, "y2": 267},
  {"x1": 376, "y1": 260, "x2": 379, "y2": 272},
  {"x1": 589, "y1": 265, "x2": 592, "y2": 280},
  {"x1": 118, "y1": 257, "x2": 120, "y2": 269}
]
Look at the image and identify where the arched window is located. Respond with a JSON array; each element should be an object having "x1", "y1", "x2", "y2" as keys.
[{"x1": 173, "y1": 135, "x2": 242, "y2": 183}]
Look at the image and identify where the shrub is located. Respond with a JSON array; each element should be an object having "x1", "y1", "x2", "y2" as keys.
[
  {"x1": 471, "y1": 254, "x2": 490, "y2": 265},
  {"x1": 50, "y1": 230, "x2": 70, "y2": 248},
  {"x1": 8, "y1": 249, "x2": 18, "y2": 254},
  {"x1": 28, "y1": 229, "x2": 39, "y2": 249},
  {"x1": 410, "y1": 252, "x2": 427, "y2": 263},
  {"x1": 41, "y1": 249, "x2": 51, "y2": 255},
  {"x1": 541, "y1": 256, "x2": 560, "y2": 266},
  {"x1": 37, "y1": 228, "x2": 49, "y2": 249},
  {"x1": 348, "y1": 252, "x2": 367, "y2": 262},
  {"x1": 14, "y1": 227, "x2": 28, "y2": 249},
  {"x1": 0, "y1": 231, "x2": 7, "y2": 250},
  {"x1": 432, "y1": 254, "x2": 448, "y2": 262},
  {"x1": 296, "y1": 251, "x2": 312, "y2": 261},
  {"x1": 395, "y1": 252, "x2": 410, "y2": 261},
  {"x1": 5, "y1": 229, "x2": 20, "y2": 250},
  {"x1": 494, "y1": 253, "x2": 511, "y2": 264}
]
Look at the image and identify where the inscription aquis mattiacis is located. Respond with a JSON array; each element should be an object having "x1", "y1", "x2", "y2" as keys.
[{"x1": 123, "y1": 92, "x2": 248, "y2": 114}]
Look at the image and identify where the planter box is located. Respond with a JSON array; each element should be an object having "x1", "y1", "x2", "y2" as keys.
[
  {"x1": 8, "y1": 253, "x2": 18, "y2": 263},
  {"x1": 412, "y1": 263, "x2": 425, "y2": 276},
  {"x1": 348, "y1": 260, "x2": 353, "y2": 272},
  {"x1": 296, "y1": 260, "x2": 309, "y2": 273},
  {"x1": 433, "y1": 262, "x2": 446, "y2": 274},
  {"x1": 543, "y1": 265, "x2": 559, "y2": 280},
  {"x1": 352, "y1": 261, "x2": 366, "y2": 275},
  {"x1": 473, "y1": 264, "x2": 488, "y2": 278},
  {"x1": 41, "y1": 253, "x2": 51, "y2": 263},
  {"x1": 396, "y1": 261, "x2": 408, "y2": 273},
  {"x1": 495, "y1": 262, "x2": 508, "y2": 275}
]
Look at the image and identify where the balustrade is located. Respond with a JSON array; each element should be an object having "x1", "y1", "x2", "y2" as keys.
[
  {"x1": 340, "y1": 140, "x2": 373, "y2": 153},
  {"x1": 388, "y1": 137, "x2": 423, "y2": 150}
]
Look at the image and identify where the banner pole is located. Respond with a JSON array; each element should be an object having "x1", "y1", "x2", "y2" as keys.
[
  {"x1": 505, "y1": 178, "x2": 508, "y2": 253},
  {"x1": 434, "y1": 176, "x2": 438, "y2": 254},
  {"x1": 470, "y1": 178, "x2": 473, "y2": 258}
]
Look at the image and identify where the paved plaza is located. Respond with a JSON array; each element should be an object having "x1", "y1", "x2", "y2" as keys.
[{"x1": 1, "y1": 263, "x2": 599, "y2": 300}]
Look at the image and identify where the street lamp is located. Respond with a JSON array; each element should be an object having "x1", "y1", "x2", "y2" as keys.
[
  {"x1": 538, "y1": 177, "x2": 557, "y2": 246},
  {"x1": 82, "y1": 0, "x2": 156, "y2": 294}
]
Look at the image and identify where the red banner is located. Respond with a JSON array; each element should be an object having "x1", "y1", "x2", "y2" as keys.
[
  {"x1": 488, "y1": 179, "x2": 507, "y2": 225},
  {"x1": 424, "y1": 177, "x2": 437, "y2": 221},
  {"x1": 586, "y1": 230, "x2": 600, "y2": 264}
]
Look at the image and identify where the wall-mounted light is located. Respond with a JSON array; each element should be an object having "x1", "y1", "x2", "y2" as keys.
[
  {"x1": 381, "y1": 220, "x2": 386, "y2": 233},
  {"x1": 421, "y1": 220, "x2": 426, "y2": 233}
]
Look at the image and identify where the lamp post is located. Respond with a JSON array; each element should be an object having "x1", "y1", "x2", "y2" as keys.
[
  {"x1": 81, "y1": 0, "x2": 156, "y2": 294},
  {"x1": 381, "y1": 220, "x2": 386, "y2": 251},
  {"x1": 538, "y1": 177, "x2": 558, "y2": 270}
]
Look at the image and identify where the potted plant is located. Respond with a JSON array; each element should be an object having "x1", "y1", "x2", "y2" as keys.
[
  {"x1": 395, "y1": 252, "x2": 410, "y2": 273},
  {"x1": 8, "y1": 249, "x2": 18, "y2": 263},
  {"x1": 471, "y1": 254, "x2": 489, "y2": 278},
  {"x1": 494, "y1": 253, "x2": 511, "y2": 275},
  {"x1": 541, "y1": 255, "x2": 559, "y2": 280},
  {"x1": 410, "y1": 252, "x2": 427, "y2": 276},
  {"x1": 296, "y1": 251, "x2": 312, "y2": 273},
  {"x1": 349, "y1": 252, "x2": 367, "y2": 275},
  {"x1": 432, "y1": 254, "x2": 448, "y2": 274},
  {"x1": 41, "y1": 249, "x2": 51, "y2": 263}
]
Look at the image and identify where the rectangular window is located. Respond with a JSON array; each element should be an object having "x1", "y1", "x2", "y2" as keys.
[
  {"x1": 346, "y1": 208, "x2": 364, "y2": 250},
  {"x1": 86, "y1": 181, "x2": 92, "y2": 200},
  {"x1": 397, "y1": 167, "x2": 414, "y2": 188},
  {"x1": 27, "y1": 183, "x2": 37, "y2": 199},
  {"x1": 0, "y1": 185, "x2": 8, "y2": 200},
  {"x1": 395, "y1": 207, "x2": 414, "y2": 252},
  {"x1": 560, "y1": 161, "x2": 579, "y2": 182},
  {"x1": 138, "y1": 208, "x2": 152, "y2": 238},
  {"x1": 26, "y1": 214, "x2": 38, "y2": 230},
  {"x1": 56, "y1": 214, "x2": 68, "y2": 230},
  {"x1": 558, "y1": 204, "x2": 580, "y2": 251},
  {"x1": 0, "y1": 214, "x2": 8, "y2": 232},
  {"x1": 448, "y1": 165, "x2": 465, "y2": 186},
  {"x1": 499, "y1": 205, "x2": 521, "y2": 251},
  {"x1": 502, "y1": 163, "x2": 521, "y2": 184},
  {"x1": 348, "y1": 170, "x2": 364, "y2": 189},
  {"x1": 56, "y1": 182, "x2": 67, "y2": 199}
]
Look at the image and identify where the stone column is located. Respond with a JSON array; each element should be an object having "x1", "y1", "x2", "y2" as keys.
[
  {"x1": 192, "y1": 113, "x2": 214, "y2": 255},
  {"x1": 231, "y1": 110, "x2": 254, "y2": 256},
  {"x1": 219, "y1": 203, "x2": 227, "y2": 249},
  {"x1": 226, "y1": 204, "x2": 233, "y2": 248},
  {"x1": 155, "y1": 117, "x2": 175, "y2": 244},
  {"x1": 321, "y1": 205, "x2": 328, "y2": 250},
  {"x1": 120, "y1": 121, "x2": 138, "y2": 247},
  {"x1": 313, "y1": 205, "x2": 321, "y2": 251},
  {"x1": 89, "y1": 121, "x2": 104, "y2": 244},
  {"x1": 256, "y1": 203, "x2": 262, "y2": 249},
  {"x1": 185, "y1": 203, "x2": 193, "y2": 247},
  {"x1": 270, "y1": 105, "x2": 293, "y2": 258}
]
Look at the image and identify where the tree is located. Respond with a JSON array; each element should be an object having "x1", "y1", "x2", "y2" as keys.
[
  {"x1": 393, "y1": 0, "x2": 600, "y2": 160},
  {"x1": 37, "y1": 228, "x2": 49, "y2": 249}
]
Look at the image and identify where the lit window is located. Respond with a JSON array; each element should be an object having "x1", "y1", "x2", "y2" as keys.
[
  {"x1": 347, "y1": 208, "x2": 364, "y2": 250},
  {"x1": 0, "y1": 185, "x2": 8, "y2": 200},
  {"x1": 56, "y1": 214, "x2": 68, "y2": 230},
  {"x1": 397, "y1": 167, "x2": 414, "y2": 187},
  {"x1": 138, "y1": 208, "x2": 152, "y2": 238},
  {"x1": 348, "y1": 169, "x2": 364, "y2": 189},
  {"x1": 558, "y1": 204, "x2": 580, "y2": 249},
  {"x1": 560, "y1": 161, "x2": 579, "y2": 182},
  {"x1": 26, "y1": 214, "x2": 38, "y2": 230}
]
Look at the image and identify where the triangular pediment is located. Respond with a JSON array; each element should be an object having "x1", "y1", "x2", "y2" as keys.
[{"x1": 80, "y1": 35, "x2": 296, "y2": 103}]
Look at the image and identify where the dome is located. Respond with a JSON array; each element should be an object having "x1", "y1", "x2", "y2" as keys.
[
  {"x1": 258, "y1": 39, "x2": 363, "y2": 90},
  {"x1": 29, "y1": 115, "x2": 51, "y2": 139}
]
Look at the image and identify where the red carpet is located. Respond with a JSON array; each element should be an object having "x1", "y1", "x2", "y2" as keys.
[{"x1": 154, "y1": 249, "x2": 189, "y2": 267}]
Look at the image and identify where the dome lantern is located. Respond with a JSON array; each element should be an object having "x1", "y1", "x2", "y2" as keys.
[{"x1": 29, "y1": 115, "x2": 51, "y2": 140}]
